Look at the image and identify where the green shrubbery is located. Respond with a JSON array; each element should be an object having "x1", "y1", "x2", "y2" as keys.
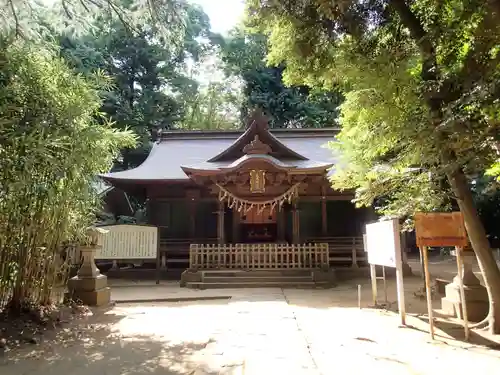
[{"x1": 0, "y1": 39, "x2": 136, "y2": 312}]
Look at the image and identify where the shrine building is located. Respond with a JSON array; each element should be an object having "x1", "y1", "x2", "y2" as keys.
[{"x1": 100, "y1": 111, "x2": 370, "y2": 287}]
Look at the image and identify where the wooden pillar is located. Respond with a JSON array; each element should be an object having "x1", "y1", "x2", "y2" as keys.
[
  {"x1": 186, "y1": 190, "x2": 199, "y2": 240},
  {"x1": 217, "y1": 201, "x2": 225, "y2": 244},
  {"x1": 277, "y1": 207, "x2": 285, "y2": 243},
  {"x1": 321, "y1": 186, "x2": 327, "y2": 236},
  {"x1": 189, "y1": 200, "x2": 196, "y2": 239},
  {"x1": 292, "y1": 200, "x2": 300, "y2": 244},
  {"x1": 147, "y1": 194, "x2": 167, "y2": 269},
  {"x1": 232, "y1": 209, "x2": 240, "y2": 244},
  {"x1": 146, "y1": 197, "x2": 154, "y2": 225}
]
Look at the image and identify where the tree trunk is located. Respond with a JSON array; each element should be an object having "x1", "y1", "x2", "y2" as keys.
[{"x1": 447, "y1": 168, "x2": 500, "y2": 334}]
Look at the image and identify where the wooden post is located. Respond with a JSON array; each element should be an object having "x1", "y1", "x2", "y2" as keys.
[
  {"x1": 351, "y1": 237, "x2": 358, "y2": 268},
  {"x1": 455, "y1": 246, "x2": 470, "y2": 341},
  {"x1": 217, "y1": 201, "x2": 225, "y2": 244},
  {"x1": 277, "y1": 207, "x2": 285, "y2": 242},
  {"x1": 370, "y1": 264, "x2": 377, "y2": 305},
  {"x1": 232, "y1": 208, "x2": 240, "y2": 243},
  {"x1": 146, "y1": 196, "x2": 157, "y2": 227},
  {"x1": 321, "y1": 186, "x2": 327, "y2": 236},
  {"x1": 292, "y1": 200, "x2": 300, "y2": 244},
  {"x1": 421, "y1": 246, "x2": 435, "y2": 340},
  {"x1": 189, "y1": 199, "x2": 196, "y2": 239},
  {"x1": 155, "y1": 228, "x2": 161, "y2": 284}
]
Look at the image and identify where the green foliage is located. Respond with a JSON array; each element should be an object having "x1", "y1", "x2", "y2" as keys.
[
  {"x1": 179, "y1": 81, "x2": 241, "y2": 130},
  {"x1": 2, "y1": 0, "x2": 191, "y2": 42},
  {"x1": 214, "y1": 28, "x2": 343, "y2": 128},
  {"x1": 55, "y1": 0, "x2": 211, "y2": 167},
  {"x1": 472, "y1": 176, "x2": 500, "y2": 244},
  {"x1": 0, "y1": 39, "x2": 135, "y2": 310},
  {"x1": 247, "y1": 0, "x2": 500, "y2": 219}
]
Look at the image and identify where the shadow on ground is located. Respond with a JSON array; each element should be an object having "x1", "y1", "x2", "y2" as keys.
[
  {"x1": 410, "y1": 315, "x2": 500, "y2": 351},
  {"x1": 0, "y1": 302, "x2": 227, "y2": 375}
]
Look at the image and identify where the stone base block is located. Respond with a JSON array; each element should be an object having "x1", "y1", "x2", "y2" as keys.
[
  {"x1": 441, "y1": 297, "x2": 488, "y2": 322},
  {"x1": 180, "y1": 270, "x2": 202, "y2": 287},
  {"x1": 68, "y1": 274, "x2": 108, "y2": 292},
  {"x1": 312, "y1": 269, "x2": 336, "y2": 286},
  {"x1": 65, "y1": 287, "x2": 111, "y2": 306},
  {"x1": 440, "y1": 282, "x2": 489, "y2": 322},
  {"x1": 445, "y1": 282, "x2": 488, "y2": 302},
  {"x1": 435, "y1": 278, "x2": 450, "y2": 296},
  {"x1": 401, "y1": 262, "x2": 413, "y2": 277}
]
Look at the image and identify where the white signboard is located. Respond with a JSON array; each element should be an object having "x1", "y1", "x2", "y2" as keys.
[
  {"x1": 365, "y1": 219, "x2": 406, "y2": 326},
  {"x1": 95, "y1": 224, "x2": 158, "y2": 260},
  {"x1": 365, "y1": 219, "x2": 401, "y2": 268}
]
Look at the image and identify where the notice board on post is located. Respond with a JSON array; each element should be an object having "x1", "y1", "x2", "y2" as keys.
[
  {"x1": 365, "y1": 219, "x2": 402, "y2": 268},
  {"x1": 414, "y1": 212, "x2": 468, "y2": 248},
  {"x1": 364, "y1": 218, "x2": 406, "y2": 325},
  {"x1": 413, "y1": 211, "x2": 469, "y2": 341}
]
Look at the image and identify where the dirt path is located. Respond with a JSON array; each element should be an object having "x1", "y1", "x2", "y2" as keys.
[{"x1": 1, "y1": 278, "x2": 500, "y2": 375}]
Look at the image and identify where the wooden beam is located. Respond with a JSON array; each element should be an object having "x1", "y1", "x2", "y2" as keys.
[{"x1": 153, "y1": 195, "x2": 354, "y2": 202}]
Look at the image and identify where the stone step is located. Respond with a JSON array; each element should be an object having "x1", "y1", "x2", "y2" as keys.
[
  {"x1": 185, "y1": 281, "x2": 329, "y2": 289},
  {"x1": 201, "y1": 269, "x2": 312, "y2": 278},
  {"x1": 203, "y1": 276, "x2": 313, "y2": 283}
]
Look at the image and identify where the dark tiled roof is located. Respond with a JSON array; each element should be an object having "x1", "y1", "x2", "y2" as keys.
[{"x1": 100, "y1": 129, "x2": 339, "y2": 183}]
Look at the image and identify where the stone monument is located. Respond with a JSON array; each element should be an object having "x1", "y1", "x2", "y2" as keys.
[
  {"x1": 441, "y1": 250, "x2": 489, "y2": 322},
  {"x1": 67, "y1": 226, "x2": 111, "y2": 306}
]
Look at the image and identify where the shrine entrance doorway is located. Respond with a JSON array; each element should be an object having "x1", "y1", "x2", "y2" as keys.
[{"x1": 239, "y1": 206, "x2": 277, "y2": 243}]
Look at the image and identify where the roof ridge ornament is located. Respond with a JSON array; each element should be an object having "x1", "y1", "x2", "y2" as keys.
[
  {"x1": 243, "y1": 135, "x2": 272, "y2": 155},
  {"x1": 246, "y1": 108, "x2": 269, "y2": 130}
]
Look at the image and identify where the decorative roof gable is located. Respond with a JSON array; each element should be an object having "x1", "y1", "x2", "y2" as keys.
[{"x1": 208, "y1": 110, "x2": 308, "y2": 162}]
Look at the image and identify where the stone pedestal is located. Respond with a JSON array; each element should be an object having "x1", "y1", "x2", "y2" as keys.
[
  {"x1": 67, "y1": 245, "x2": 111, "y2": 306},
  {"x1": 440, "y1": 252, "x2": 488, "y2": 322},
  {"x1": 400, "y1": 246, "x2": 413, "y2": 277}
]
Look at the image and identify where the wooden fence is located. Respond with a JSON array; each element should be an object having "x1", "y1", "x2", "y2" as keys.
[
  {"x1": 189, "y1": 243, "x2": 329, "y2": 270},
  {"x1": 307, "y1": 236, "x2": 365, "y2": 267}
]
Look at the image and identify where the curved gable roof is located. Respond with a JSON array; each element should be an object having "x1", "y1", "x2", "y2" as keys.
[
  {"x1": 99, "y1": 111, "x2": 340, "y2": 186},
  {"x1": 208, "y1": 111, "x2": 308, "y2": 162}
]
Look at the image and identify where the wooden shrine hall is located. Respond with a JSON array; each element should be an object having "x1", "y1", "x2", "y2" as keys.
[{"x1": 100, "y1": 111, "x2": 370, "y2": 287}]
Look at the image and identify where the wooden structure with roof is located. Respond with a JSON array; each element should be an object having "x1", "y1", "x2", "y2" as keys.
[{"x1": 100, "y1": 111, "x2": 370, "y2": 286}]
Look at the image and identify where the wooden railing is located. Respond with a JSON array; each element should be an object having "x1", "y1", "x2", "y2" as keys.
[
  {"x1": 189, "y1": 243, "x2": 329, "y2": 270},
  {"x1": 159, "y1": 237, "x2": 217, "y2": 267},
  {"x1": 307, "y1": 236, "x2": 365, "y2": 267}
]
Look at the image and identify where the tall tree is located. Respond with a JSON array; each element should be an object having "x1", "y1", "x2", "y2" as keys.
[
  {"x1": 56, "y1": 0, "x2": 211, "y2": 168},
  {"x1": 213, "y1": 28, "x2": 343, "y2": 128},
  {"x1": 247, "y1": 0, "x2": 500, "y2": 332}
]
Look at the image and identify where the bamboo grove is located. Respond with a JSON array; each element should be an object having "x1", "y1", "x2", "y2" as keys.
[{"x1": 0, "y1": 40, "x2": 135, "y2": 312}]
